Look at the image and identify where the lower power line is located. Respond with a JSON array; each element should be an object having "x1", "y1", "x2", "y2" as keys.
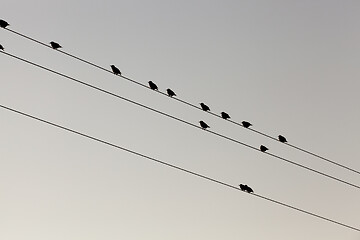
[{"x1": 0, "y1": 103, "x2": 359, "y2": 232}]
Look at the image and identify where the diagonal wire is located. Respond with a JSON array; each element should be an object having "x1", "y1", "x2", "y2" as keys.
[
  {"x1": 1, "y1": 50, "x2": 360, "y2": 190},
  {"x1": 3, "y1": 27, "x2": 360, "y2": 176},
  {"x1": 0, "y1": 103, "x2": 359, "y2": 232}
]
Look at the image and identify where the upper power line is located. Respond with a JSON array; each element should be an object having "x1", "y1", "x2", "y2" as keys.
[
  {"x1": 2, "y1": 24, "x2": 359, "y2": 176},
  {"x1": 0, "y1": 103, "x2": 359, "y2": 233},
  {"x1": 1, "y1": 50, "x2": 360, "y2": 191}
]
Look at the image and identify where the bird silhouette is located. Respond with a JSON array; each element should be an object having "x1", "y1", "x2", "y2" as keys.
[
  {"x1": 167, "y1": 88, "x2": 176, "y2": 97},
  {"x1": 278, "y1": 135, "x2": 287, "y2": 143},
  {"x1": 148, "y1": 81, "x2": 158, "y2": 90},
  {"x1": 0, "y1": 44, "x2": 4, "y2": 51},
  {"x1": 200, "y1": 103, "x2": 210, "y2": 111},
  {"x1": 242, "y1": 121, "x2": 252, "y2": 128},
  {"x1": 239, "y1": 184, "x2": 253, "y2": 193},
  {"x1": 50, "y1": 41, "x2": 61, "y2": 49},
  {"x1": 199, "y1": 121, "x2": 210, "y2": 129},
  {"x1": 0, "y1": 20, "x2": 9, "y2": 28},
  {"x1": 260, "y1": 145, "x2": 268, "y2": 152},
  {"x1": 221, "y1": 112, "x2": 230, "y2": 120},
  {"x1": 110, "y1": 65, "x2": 121, "y2": 75}
]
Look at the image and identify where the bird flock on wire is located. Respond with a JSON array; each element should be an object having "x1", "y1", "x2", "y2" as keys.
[{"x1": 0, "y1": 19, "x2": 292, "y2": 194}]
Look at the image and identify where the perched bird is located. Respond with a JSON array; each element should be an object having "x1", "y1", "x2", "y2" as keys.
[
  {"x1": 148, "y1": 81, "x2": 158, "y2": 90},
  {"x1": 221, "y1": 112, "x2": 230, "y2": 120},
  {"x1": 200, "y1": 103, "x2": 210, "y2": 111},
  {"x1": 167, "y1": 88, "x2": 176, "y2": 97},
  {"x1": 0, "y1": 44, "x2": 4, "y2": 51},
  {"x1": 199, "y1": 121, "x2": 210, "y2": 129},
  {"x1": 278, "y1": 135, "x2": 287, "y2": 143},
  {"x1": 242, "y1": 121, "x2": 252, "y2": 128},
  {"x1": 50, "y1": 41, "x2": 62, "y2": 49},
  {"x1": 110, "y1": 65, "x2": 121, "y2": 75},
  {"x1": 239, "y1": 184, "x2": 254, "y2": 193},
  {"x1": 0, "y1": 20, "x2": 9, "y2": 28},
  {"x1": 260, "y1": 145, "x2": 268, "y2": 152}
]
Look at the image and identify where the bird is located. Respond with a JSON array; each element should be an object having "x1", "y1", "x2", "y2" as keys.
[
  {"x1": 50, "y1": 41, "x2": 62, "y2": 49},
  {"x1": 278, "y1": 135, "x2": 287, "y2": 143},
  {"x1": 167, "y1": 88, "x2": 176, "y2": 97},
  {"x1": 200, "y1": 103, "x2": 210, "y2": 111},
  {"x1": 0, "y1": 44, "x2": 4, "y2": 51},
  {"x1": 0, "y1": 20, "x2": 9, "y2": 28},
  {"x1": 110, "y1": 65, "x2": 121, "y2": 75},
  {"x1": 242, "y1": 121, "x2": 252, "y2": 128},
  {"x1": 239, "y1": 184, "x2": 254, "y2": 193},
  {"x1": 148, "y1": 81, "x2": 158, "y2": 90},
  {"x1": 199, "y1": 121, "x2": 210, "y2": 129},
  {"x1": 260, "y1": 145, "x2": 268, "y2": 152},
  {"x1": 221, "y1": 112, "x2": 230, "y2": 120},
  {"x1": 244, "y1": 185, "x2": 254, "y2": 193}
]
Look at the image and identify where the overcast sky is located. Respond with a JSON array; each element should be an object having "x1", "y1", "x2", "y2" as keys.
[{"x1": 1, "y1": 0, "x2": 360, "y2": 239}]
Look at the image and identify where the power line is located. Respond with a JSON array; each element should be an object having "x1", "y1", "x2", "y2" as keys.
[
  {"x1": 0, "y1": 103, "x2": 359, "y2": 233},
  {"x1": 3, "y1": 27, "x2": 359, "y2": 176},
  {"x1": 1, "y1": 50, "x2": 360, "y2": 191}
]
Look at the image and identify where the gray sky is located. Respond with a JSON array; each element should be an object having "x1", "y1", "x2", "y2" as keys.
[{"x1": 1, "y1": 0, "x2": 360, "y2": 239}]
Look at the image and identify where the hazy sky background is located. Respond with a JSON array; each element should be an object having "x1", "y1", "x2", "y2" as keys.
[{"x1": 1, "y1": 0, "x2": 360, "y2": 239}]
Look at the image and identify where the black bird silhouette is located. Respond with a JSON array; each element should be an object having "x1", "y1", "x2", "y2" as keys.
[
  {"x1": 148, "y1": 81, "x2": 158, "y2": 90},
  {"x1": 242, "y1": 121, "x2": 252, "y2": 128},
  {"x1": 167, "y1": 88, "x2": 176, "y2": 97},
  {"x1": 0, "y1": 20, "x2": 9, "y2": 28},
  {"x1": 199, "y1": 121, "x2": 210, "y2": 129},
  {"x1": 0, "y1": 44, "x2": 4, "y2": 51},
  {"x1": 260, "y1": 145, "x2": 268, "y2": 152},
  {"x1": 278, "y1": 135, "x2": 287, "y2": 143},
  {"x1": 50, "y1": 41, "x2": 61, "y2": 49},
  {"x1": 221, "y1": 112, "x2": 230, "y2": 120},
  {"x1": 110, "y1": 65, "x2": 121, "y2": 75},
  {"x1": 200, "y1": 103, "x2": 210, "y2": 111},
  {"x1": 239, "y1": 184, "x2": 254, "y2": 193}
]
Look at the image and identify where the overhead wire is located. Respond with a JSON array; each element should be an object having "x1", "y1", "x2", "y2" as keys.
[
  {"x1": 1, "y1": 50, "x2": 360, "y2": 191},
  {"x1": 0, "y1": 103, "x2": 359, "y2": 232},
  {"x1": 3, "y1": 27, "x2": 360, "y2": 176}
]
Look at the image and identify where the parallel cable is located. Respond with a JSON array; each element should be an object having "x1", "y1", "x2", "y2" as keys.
[
  {"x1": 0, "y1": 103, "x2": 359, "y2": 232},
  {"x1": 3, "y1": 27, "x2": 359, "y2": 176},
  {"x1": 1, "y1": 50, "x2": 360, "y2": 190}
]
